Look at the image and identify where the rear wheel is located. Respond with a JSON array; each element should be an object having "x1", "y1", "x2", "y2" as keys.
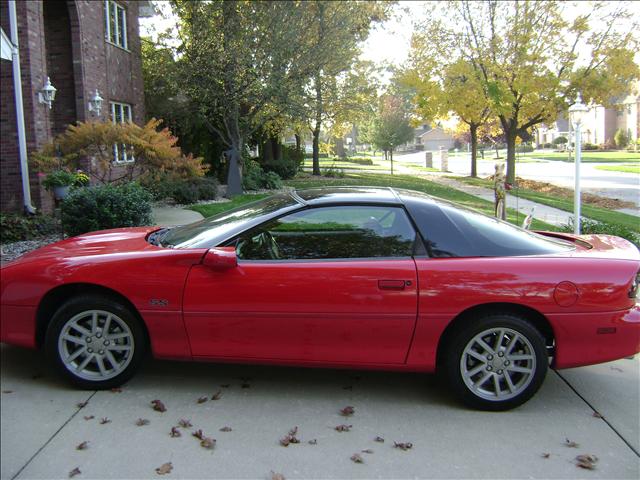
[
  {"x1": 443, "y1": 314, "x2": 548, "y2": 411},
  {"x1": 45, "y1": 295, "x2": 146, "y2": 389}
]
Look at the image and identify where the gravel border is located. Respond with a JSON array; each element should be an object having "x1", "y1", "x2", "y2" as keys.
[{"x1": 0, "y1": 234, "x2": 64, "y2": 264}]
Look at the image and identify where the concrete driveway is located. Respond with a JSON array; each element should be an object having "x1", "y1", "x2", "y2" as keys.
[{"x1": 1, "y1": 344, "x2": 638, "y2": 479}]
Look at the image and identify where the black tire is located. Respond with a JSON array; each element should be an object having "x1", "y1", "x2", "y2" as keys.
[
  {"x1": 45, "y1": 295, "x2": 147, "y2": 389},
  {"x1": 443, "y1": 314, "x2": 548, "y2": 411}
]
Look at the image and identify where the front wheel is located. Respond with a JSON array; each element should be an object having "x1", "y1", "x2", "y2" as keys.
[
  {"x1": 443, "y1": 315, "x2": 548, "y2": 411},
  {"x1": 45, "y1": 295, "x2": 147, "y2": 389}
]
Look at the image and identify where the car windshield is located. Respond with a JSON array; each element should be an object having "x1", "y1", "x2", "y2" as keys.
[{"x1": 160, "y1": 194, "x2": 299, "y2": 249}]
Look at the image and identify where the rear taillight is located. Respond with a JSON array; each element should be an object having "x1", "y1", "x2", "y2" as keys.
[{"x1": 629, "y1": 271, "x2": 640, "y2": 299}]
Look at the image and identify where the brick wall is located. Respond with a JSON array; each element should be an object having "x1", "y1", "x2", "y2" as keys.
[{"x1": 0, "y1": 0, "x2": 145, "y2": 213}]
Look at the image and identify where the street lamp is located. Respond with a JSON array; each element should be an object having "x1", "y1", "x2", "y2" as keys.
[{"x1": 568, "y1": 92, "x2": 588, "y2": 234}]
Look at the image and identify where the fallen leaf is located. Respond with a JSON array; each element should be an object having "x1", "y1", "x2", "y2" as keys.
[
  {"x1": 76, "y1": 441, "x2": 89, "y2": 451},
  {"x1": 211, "y1": 391, "x2": 222, "y2": 401},
  {"x1": 99, "y1": 417, "x2": 111, "y2": 425},
  {"x1": 279, "y1": 437, "x2": 291, "y2": 447},
  {"x1": 136, "y1": 418, "x2": 150, "y2": 426},
  {"x1": 151, "y1": 399, "x2": 166, "y2": 412},
  {"x1": 541, "y1": 453, "x2": 550, "y2": 459},
  {"x1": 170, "y1": 427, "x2": 181, "y2": 438},
  {"x1": 270, "y1": 472, "x2": 285, "y2": 480},
  {"x1": 340, "y1": 405, "x2": 355, "y2": 417},
  {"x1": 394, "y1": 442, "x2": 413, "y2": 451},
  {"x1": 575, "y1": 454, "x2": 598, "y2": 470},
  {"x1": 565, "y1": 438, "x2": 580, "y2": 448},
  {"x1": 2, "y1": 390, "x2": 13, "y2": 394},
  {"x1": 335, "y1": 424, "x2": 352, "y2": 432},
  {"x1": 69, "y1": 467, "x2": 81, "y2": 478},
  {"x1": 374, "y1": 436, "x2": 384, "y2": 443},
  {"x1": 110, "y1": 387, "x2": 122, "y2": 393},
  {"x1": 350, "y1": 453, "x2": 364, "y2": 464},
  {"x1": 83, "y1": 416, "x2": 94, "y2": 421},
  {"x1": 592, "y1": 412, "x2": 603, "y2": 419},
  {"x1": 288, "y1": 426, "x2": 298, "y2": 437},
  {"x1": 197, "y1": 396, "x2": 208, "y2": 404},
  {"x1": 221, "y1": 384, "x2": 230, "y2": 388},
  {"x1": 219, "y1": 426, "x2": 232, "y2": 432},
  {"x1": 200, "y1": 437, "x2": 216, "y2": 449},
  {"x1": 192, "y1": 429, "x2": 205, "y2": 440},
  {"x1": 308, "y1": 439, "x2": 317, "y2": 445},
  {"x1": 610, "y1": 366, "x2": 623, "y2": 372},
  {"x1": 178, "y1": 419, "x2": 192, "y2": 428},
  {"x1": 361, "y1": 449, "x2": 374, "y2": 454},
  {"x1": 76, "y1": 401, "x2": 88, "y2": 409},
  {"x1": 155, "y1": 462, "x2": 173, "y2": 475}
]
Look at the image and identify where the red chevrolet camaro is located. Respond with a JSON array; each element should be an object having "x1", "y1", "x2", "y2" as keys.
[{"x1": 1, "y1": 187, "x2": 639, "y2": 410}]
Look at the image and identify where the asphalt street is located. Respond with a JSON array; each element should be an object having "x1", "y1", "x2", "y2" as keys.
[
  {"x1": 394, "y1": 151, "x2": 640, "y2": 210},
  {"x1": 1, "y1": 344, "x2": 638, "y2": 479}
]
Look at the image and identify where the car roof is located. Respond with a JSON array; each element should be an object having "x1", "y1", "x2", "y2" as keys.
[{"x1": 294, "y1": 187, "x2": 403, "y2": 206}]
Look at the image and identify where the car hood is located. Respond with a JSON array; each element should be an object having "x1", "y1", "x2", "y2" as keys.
[{"x1": 13, "y1": 227, "x2": 162, "y2": 263}]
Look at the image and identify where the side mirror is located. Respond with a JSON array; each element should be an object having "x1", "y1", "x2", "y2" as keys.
[{"x1": 202, "y1": 247, "x2": 237, "y2": 270}]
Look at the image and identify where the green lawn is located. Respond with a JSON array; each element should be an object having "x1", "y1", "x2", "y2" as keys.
[
  {"x1": 526, "y1": 151, "x2": 640, "y2": 163},
  {"x1": 452, "y1": 176, "x2": 639, "y2": 231},
  {"x1": 595, "y1": 164, "x2": 640, "y2": 174},
  {"x1": 188, "y1": 194, "x2": 269, "y2": 218}
]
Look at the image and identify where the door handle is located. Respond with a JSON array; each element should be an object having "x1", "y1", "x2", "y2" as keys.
[{"x1": 378, "y1": 279, "x2": 407, "y2": 290}]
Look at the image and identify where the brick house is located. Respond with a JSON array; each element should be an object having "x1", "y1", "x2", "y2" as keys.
[{"x1": 0, "y1": 0, "x2": 150, "y2": 213}]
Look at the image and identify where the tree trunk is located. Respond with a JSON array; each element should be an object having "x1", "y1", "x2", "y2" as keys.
[
  {"x1": 271, "y1": 134, "x2": 281, "y2": 162},
  {"x1": 470, "y1": 123, "x2": 478, "y2": 178},
  {"x1": 294, "y1": 134, "x2": 301, "y2": 153},
  {"x1": 505, "y1": 129, "x2": 517, "y2": 184},
  {"x1": 262, "y1": 137, "x2": 274, "y2": 163},
  {"x1": 335, "y1": 137, "x2": 346, "y2": 158},
  {"x1": 312, "y1": 72, "x2": 322, "y2": 176},
  {"x1": 226, "y1": 144, "x2": 242, "y2": 197},
  {"x1": 390, "y1": 149, "x2": 394, "y2": 175}
]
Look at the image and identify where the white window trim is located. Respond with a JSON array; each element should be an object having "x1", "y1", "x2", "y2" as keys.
[
  {"x1": 104, "y1": 0, "x2": 129, "y2": 51},
  {"x1": 110, "y1": 101, "x2": 134, "y2": 164}
]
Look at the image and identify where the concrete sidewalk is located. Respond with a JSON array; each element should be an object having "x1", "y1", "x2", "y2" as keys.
[
  {"x1": 152, "y1": 204, "x2": 204, "y2": 227},
  {"x1": 1, "y1": 343, "x2": 638, "y2": 479}
]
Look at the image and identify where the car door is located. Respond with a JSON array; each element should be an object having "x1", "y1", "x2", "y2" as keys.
[{"x1": 183, "y1": 204, "x2": 419, "y2": 364}]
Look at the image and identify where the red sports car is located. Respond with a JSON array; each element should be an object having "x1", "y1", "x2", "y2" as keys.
[{"x1": 1, "y1": 187, "x2": 639, "y2": 410}]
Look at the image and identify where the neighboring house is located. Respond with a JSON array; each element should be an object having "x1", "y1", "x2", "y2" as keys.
[
  {"x1": 0, "y1": 0, "x2": 151, "y2": 213},
  {"x1": 414, "y1": 124, "x2": 455, "y2": 151},
  {"x1": 535, "y1": 82, "x2": 640, "y2": 147}
]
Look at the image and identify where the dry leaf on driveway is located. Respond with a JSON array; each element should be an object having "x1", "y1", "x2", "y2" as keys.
[
  {"x1": 76, "y1": 441, "x2": 89, "y2": 451},
  {"x1": 340, "y1": 405, "x2": 355, "y2": 416},
  {"x1": 69, "y1": 467, "x2": 81, "y2": 478},
  {"x1": 350, "y1": 453, "x2": 364, "y2": 463},
  {"x1": 156, "y1": 462, "x2": 173, "y2": 475},
  {"x1": 151, "y1": 400, "x2": 167, "y2": 412},
  {"x1": 575, "y1": 454, "x2": 598, "y2": 470},
  {"x1": 565, "y1": 438, "x2": 580, "y2": 448}
]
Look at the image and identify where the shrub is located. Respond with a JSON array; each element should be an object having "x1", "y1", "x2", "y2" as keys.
[
  {"x1": 543, "y1": 143, "x2": 552, "y2": 149},
  {"x1": 516, "y1": 144, "x2": 534, "y2": 153},
  {"x1": 147, "y1": 177, "x2": 219, "y2": 204},
  {"x1": 614, "y1": 129, "x2": 629, "y2": 149},
  {"x1": 552, "y1": 136, "x2": 568, "y2": 145},
  {"x1": 262, "y1": 145, "x2": 303, "y2": 179},
  {"x1": 243, "y1": 160, "x2": 283, "y2": 190},
  {"x1": 322, "y1": 163, "x2": 345, "y2": 178},
  {"x1": 61, "y1": 182, "x2": 153, "y2": 236},
  {"x1": 582, "y1": 143, "x2": 598, "y2": 151},
  {"x1": 0, "y1": 213, "x2": 60, "y2": 243},
  {"x1": 344, "y1": 156, "x2": 374, "y2": 165},
  {"x1": 560, "y1": 218, "x2": 640, "y2": 248}
]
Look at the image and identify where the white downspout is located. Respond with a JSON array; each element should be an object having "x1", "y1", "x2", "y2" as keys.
[{"x1": 9, "y1": 0, "x2": 36, "y2": 214}]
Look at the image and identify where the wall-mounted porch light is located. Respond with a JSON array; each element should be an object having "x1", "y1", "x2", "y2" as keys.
[
  {"x1": 38, "y1": 76, "x2": 56, "y2": 109},
  {"x1": 88, "y1": 89, "x2": 103, "y2": 117}
]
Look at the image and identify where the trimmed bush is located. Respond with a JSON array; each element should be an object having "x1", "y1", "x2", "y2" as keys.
[
  {"x1": 516, "y1": 144, "x2": 534, "y2": 153},
  {"x1": 61, "y1": 182, "x2": 153, "y2": 236},
  {"x1": 0, "y1": 213, "x2": 60, "y2": 243},
  {"x1": 243, "y1": 160, "x2": 283, "y2": 191},
  {"x1": 552, "y1": 136, "x2": 568, "y2": 145},
  {"x1": 614, "y1": 129, "x2": 629, "y2": 149},
  {"x1": 262, "y1": 145, "x2": 303, "y2": 179},
  {"x1": 145, "y1": 177, "x2": 219, "y2": 204},
  {"x1": 344, "y1": 156, "x2": 374, "y2": 165},
  {"x1": 582, "y1": 143, "x2": 598, "y2": 151}
]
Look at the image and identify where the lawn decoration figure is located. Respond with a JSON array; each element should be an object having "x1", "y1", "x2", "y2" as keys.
[{"x1": 494, "y1": 163, "x2": 507, "y2": 220}]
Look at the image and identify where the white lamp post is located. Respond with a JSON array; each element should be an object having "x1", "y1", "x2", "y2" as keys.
[
  {"x1": 568, "y1": 92, "x2": 588, "y2": 234},
  {"x1": 88, "y1": 89, "x2": 103, "y2": 117}
]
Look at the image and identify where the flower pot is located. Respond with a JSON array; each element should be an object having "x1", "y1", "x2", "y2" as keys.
[{"x1": 53, "y1": 185, "x2": 70, "y2": 200}]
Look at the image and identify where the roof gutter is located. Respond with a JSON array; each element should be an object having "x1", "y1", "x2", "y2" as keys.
[{"x1": 9, "y1": 0, "x2": 36, "y2": 214}]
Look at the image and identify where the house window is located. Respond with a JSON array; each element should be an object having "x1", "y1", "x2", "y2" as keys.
[
  {"x1": 104, "y1": 0, "x2": 128, "y2": 49},
  {"x1": 110, "y1": 101, "x2": 134, "y2": 163}
]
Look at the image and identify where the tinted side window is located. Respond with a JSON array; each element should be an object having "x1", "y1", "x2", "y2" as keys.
[{"x1": 236, "y1": 206, "x2": 416, "y2": 260}]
